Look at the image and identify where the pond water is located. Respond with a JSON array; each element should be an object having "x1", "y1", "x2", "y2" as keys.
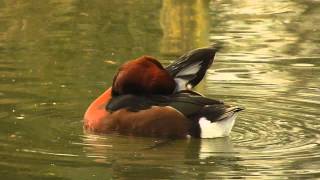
[{"x1": 1, "y1": 0, "x2": 320, "y2": 179}]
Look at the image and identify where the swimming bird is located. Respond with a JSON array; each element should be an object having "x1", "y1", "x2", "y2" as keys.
[{"x1": 84, "y1": 47, "x2": 243, "y2": 138}]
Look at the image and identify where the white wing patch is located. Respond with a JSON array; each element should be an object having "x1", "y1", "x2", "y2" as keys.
[
  {"x1": 174, "y1": 63, "x2": 201, "y2": 91},
  {"x1": 199, "y1": 114, "x2": 238, "y2": 138},
  {"x1": 174, "y1": 78, "x2": 189, "y2": 92},
  {"x1": 175, "y1": 63, "x2": 201, "y2": 77}
]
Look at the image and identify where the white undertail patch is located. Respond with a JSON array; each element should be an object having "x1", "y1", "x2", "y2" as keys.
[{"x1": 199, "y1": 114, "x2": 238, "y2": 138}]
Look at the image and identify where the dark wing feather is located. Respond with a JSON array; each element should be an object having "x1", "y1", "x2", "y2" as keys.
[
  {"x1": 106, "y1": 91, "x2": 243, "y2": 122},
  {"x1": 106, "y1": 94, "x2": 155, "y2": 112},
  {"x1": 165, "y1": 47, "x2": 219, "y2": 90}
]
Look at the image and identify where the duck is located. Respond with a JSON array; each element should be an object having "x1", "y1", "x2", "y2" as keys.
[{"x1": 84, "y1": 47, "x2": 244, "y2": 138}]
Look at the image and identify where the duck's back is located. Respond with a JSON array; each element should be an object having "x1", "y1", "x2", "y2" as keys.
[{"x1": 106, "y1": 91, "x2": 243, "y2": 138}]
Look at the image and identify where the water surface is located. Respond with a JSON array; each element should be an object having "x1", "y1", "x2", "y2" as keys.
[{"x1": 0, "y1": 0, "x2": 320, "y2": 179}]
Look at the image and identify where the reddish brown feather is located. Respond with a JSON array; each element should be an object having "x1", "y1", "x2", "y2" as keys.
[
  {"x1": 112, "y1": 56, "x2": 175, "y2": 95},
  {"x1": 92, "y1": 107, "x2": 190, "y2": 138}
]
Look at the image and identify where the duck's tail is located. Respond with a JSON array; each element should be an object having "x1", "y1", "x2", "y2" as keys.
[{"x1": 198, "y1": 106, "x2": 244, "y2": 138}]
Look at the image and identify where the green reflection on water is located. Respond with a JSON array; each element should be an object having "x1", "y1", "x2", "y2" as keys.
[{"x1": 0, "y1": 0, "x2": 320, "y2": 179}]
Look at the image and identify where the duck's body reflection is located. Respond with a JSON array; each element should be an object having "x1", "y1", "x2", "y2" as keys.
[{"x1": 82, "y1": 133, "x2": 245, "y2": 179}]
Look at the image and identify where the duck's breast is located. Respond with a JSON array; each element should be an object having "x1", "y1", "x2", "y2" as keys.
[{"x1": 84, "y1": 88, "x2": 113, "y2": 132}]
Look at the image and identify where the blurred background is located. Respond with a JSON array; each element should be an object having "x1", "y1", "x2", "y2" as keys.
[{"x1": 0, "y1": 0, "x2": 319, "y2": 179}]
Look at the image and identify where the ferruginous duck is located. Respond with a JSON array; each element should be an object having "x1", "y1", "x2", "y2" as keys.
[{"x1": 84, "y1": 47, "x2": 244, "y2": 138}]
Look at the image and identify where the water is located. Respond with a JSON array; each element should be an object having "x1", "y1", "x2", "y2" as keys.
[{"x1": 1, "y1": 0, "x2": 320, "y2": 179}]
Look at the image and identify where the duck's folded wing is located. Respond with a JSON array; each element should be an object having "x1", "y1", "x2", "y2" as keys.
[{"x1": 106, "y1": 92, "x2": 242, "y2": 122}]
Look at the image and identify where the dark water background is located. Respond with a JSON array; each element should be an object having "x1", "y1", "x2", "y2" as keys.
[{"x1": 1, "y1": 0, "x2": 320, "y2": 179}]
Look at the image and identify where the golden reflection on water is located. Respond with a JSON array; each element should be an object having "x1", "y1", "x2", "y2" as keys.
[
  {"x1": 209, "y1": 0, "x2": 320, "y2": 57},
  {"x1": 160, "y1": 0, "x2": 210, "y2": 55}
]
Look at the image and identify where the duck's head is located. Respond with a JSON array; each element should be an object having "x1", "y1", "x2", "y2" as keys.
[
  {"x1": 112, "y1": 47, "x2": 219, "y2": 96},
  {"x1": 112, "y1": 56, "x2": 175, "y2": 96}
]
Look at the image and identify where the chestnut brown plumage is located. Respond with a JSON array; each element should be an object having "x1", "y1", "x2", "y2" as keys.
[{"x1": 84, "y1": 47, "x2": 243, "y2": 138}]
